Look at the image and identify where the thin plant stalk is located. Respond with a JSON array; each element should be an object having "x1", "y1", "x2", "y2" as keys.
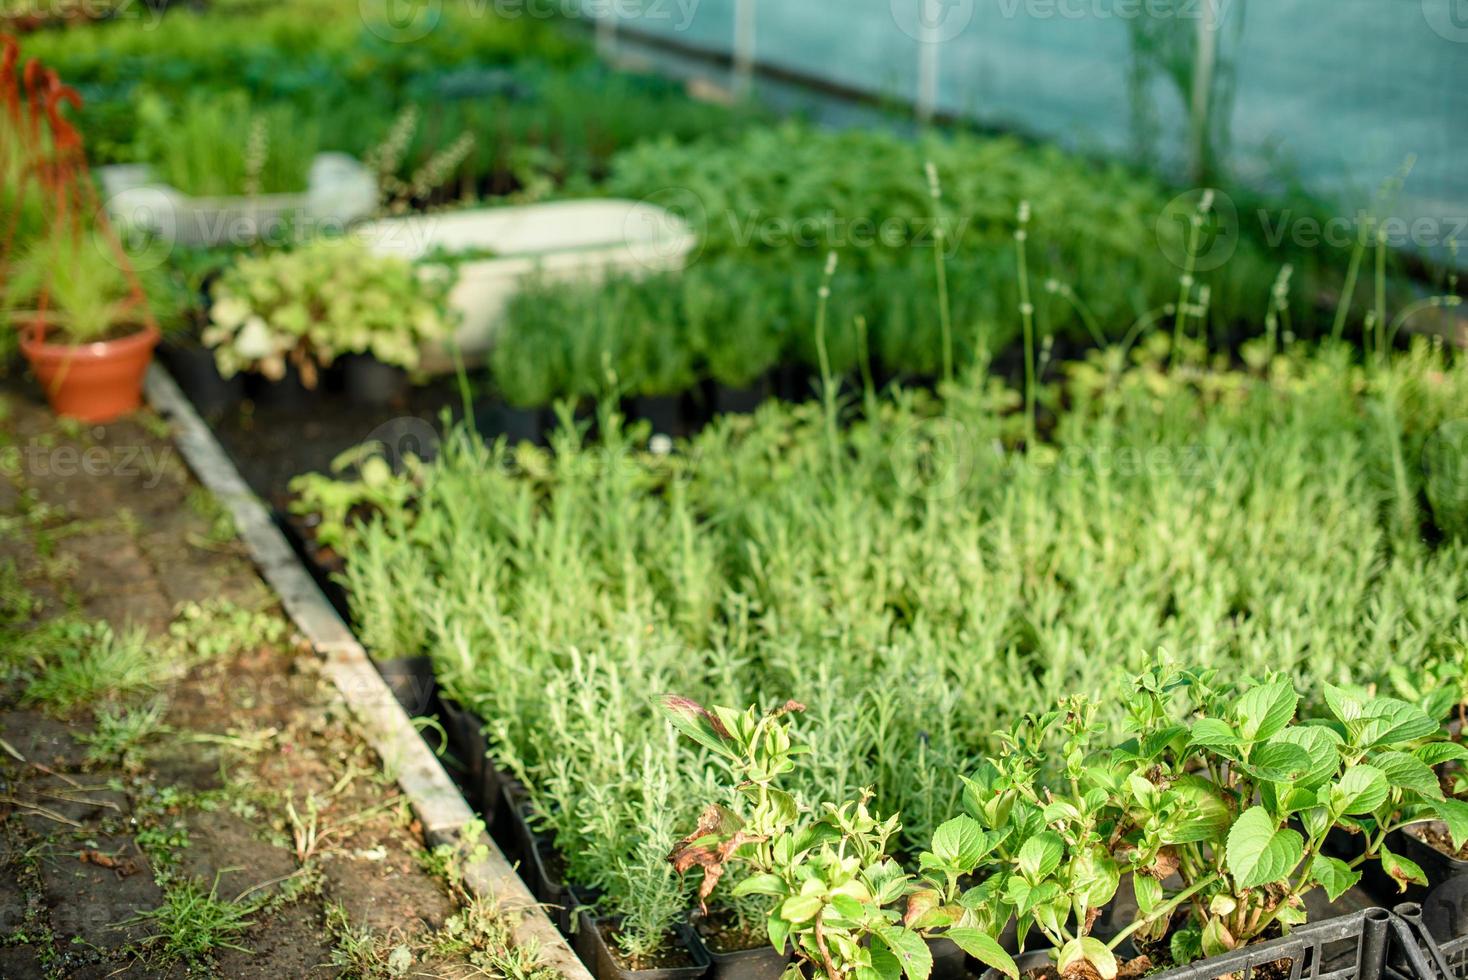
[
  {"x1": 1374, "y1": 226, "x2": 1388, "y2": 363},
  {"x1": 1015, "y1": 202, "x2": 1036, "y2": 446},
  {"x1": 1265, "y1": 265, "x2": 1292, "y2": 359},
  {"x1": 1330, "y1": 221, "x2": 1368, "y2": 345},
  {"x1": 854, "y1": 314, "x2": 877, "y2": 415},
  {"x1": 926, "y1": 162, "x2": 954, "y2": 387},
  {"x1": 1386, "y1": 294, "x2": 1463, "y2": 349},
  {"x1": 448, "y1": 334, "x2": 478, "y2": 441},
  {"x1": 1171, "y1": 192, "x2": 1211, "y2": 366},
  {"x1": 1046, "y1": 279, "x2": 1106, "y2": 349},
  {"x1": 814, "y1": 251, "x2": 842, "y2": 481}
]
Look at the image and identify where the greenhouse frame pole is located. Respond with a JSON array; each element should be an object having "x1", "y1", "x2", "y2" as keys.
[
  {"x1": 917, "y1": 0, "x2": 942, "y2": 122},
  {"x1": 1188, "y1": 0, "x2": 1220, "y2": 182},
  {"x1": 595, "y1": 4, "x2": 617, "y2": 59},
  {"x1": 733, "y1": 0, "x2": 756, "y2": 97}
]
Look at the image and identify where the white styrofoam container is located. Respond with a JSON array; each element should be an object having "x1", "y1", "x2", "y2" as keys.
[
  {"x1": 98, "y1": 153, "x2": 377, "y2": 250},
  {"x1": 354, "y1": 199, "x2": 698, "y2": 370}
]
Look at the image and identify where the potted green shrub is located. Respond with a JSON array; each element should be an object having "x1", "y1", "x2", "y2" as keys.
[
  {"x1": 938, "y1": 668, "x2": 1465, "y2": 980},
  {"x1": 99, "y1": 89, "x2": 375, "y2": 250},
  {"x1": 2, "y1": 37, "x2": 165, "y2": 423},
  {"x1": 686, "y1": 260, "x2": 784, "y2": 416},
  {"x1": 1364, "y1": 652, "x2": 1468, "y2": 906},
  {"x1": 202, "y1": 238, "x2": 454, "y2": 407},
  {"x1": 661, "y1": 667, "x2": 1467, "y2": 980},
  {"x1": 661, "y1": 697, "x2": 950, "y2": 980},
  {"x1": 7, "y1": 231, "x2": 167, "y2": 422}
]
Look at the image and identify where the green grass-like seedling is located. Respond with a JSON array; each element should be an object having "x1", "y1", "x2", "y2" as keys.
[
  {"x1": 125, "y1": 875, "x2": 256, "y2": 968},
  {"x1": 20, "y1": 621, "x2": 161, "y2": 713},
  {"x1": 78, "y1": 700, "x2": 170, "y2": 771}
]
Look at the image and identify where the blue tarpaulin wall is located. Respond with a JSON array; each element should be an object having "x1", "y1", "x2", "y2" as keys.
[{"x1": 581, "y1": 0, "x2": 1467, "y2": 261}]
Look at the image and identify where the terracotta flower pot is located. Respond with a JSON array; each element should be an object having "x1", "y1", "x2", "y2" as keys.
[{"x1": 19, "y1": 320, "x2": 160, "y2": 423}]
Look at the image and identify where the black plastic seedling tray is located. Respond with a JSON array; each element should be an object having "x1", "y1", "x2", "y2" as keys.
[
  {"x1": 1391, "y1": 892, "x2": 1468, "y2": 979},
  {"x1": 990, "y1": 909, "x2": 1398, "y2": 980}
]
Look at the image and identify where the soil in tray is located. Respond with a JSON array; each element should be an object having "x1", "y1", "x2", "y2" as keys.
[
  {"x1": 1014, "y1": 954, "x2": 1294, "y2": 980},
  {"x1": 209, "y1": 377, "x2": 464, "y2": 502},
  {"x1": 538, "y1": 836, "x2": 569, "y2": 885},
  {"x1": 1413, "y1": 822, "x2": 1468, "y2": 861},
  {"x1": 605, "y1": 924, "x2": 701, "y2": 971},
  {"x1": 695, "y1": 910, "x2": 770, "y2": 955}
]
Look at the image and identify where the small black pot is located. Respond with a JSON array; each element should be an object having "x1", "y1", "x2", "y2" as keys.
[
  {"x1": 689, "y1": 915, "x2": 789, "y2": 980},
  {"x1": 583, "y1": 918, "x2": 711, "y2": 980},
  {"x1": 1421, "y1": 872, "x2": 1468, "y2": 942},
  {"x1": 341, "y1": 353, "x2": 408, "y2": 407},
  {"x1": 370, "y1": 654, "x2": 436, "y2": 716},
  {"x1": 512, "y1": 802, "x2": 556, "y2": 895},
  {"x1": 625, "y1": 393, "x2": 686, "y2": 437},
  {"x1": 565, "y1": 881, "x2": 601, "y2": 942},
  {"x1": 928, "y1": 936, "x2": 967, "y2": 980},
  {"x1": 515, "y1": 808, "x2": 574, "y2": 933},
  {"x1": 981, "y1": 908, "x2": 1396, "y2": 980},
  {"x1": 710, "y1": 375, "x2": 774, "y2": 416},
  {"x1": 158, "y1": 340, "x2": 243, "y2": 418},
  {"x1": 498, "y1": 780, "x2": 531, "y2": 867},
  {"x1": 774, "y1": 364, "x2": 816, "y2": 403},
  {"x1": 477, "y1": 402, "x2": 551, "y2": 446},
  {"x1": 1398, "y1": 824, "x2": 1468, "y2": 902},
  {"x1": 1342, "y1": 824, "x2": 1467, "y2": 906},
  {"x1": 438, "y1": 697, "x2": 485, "y2": 799},
  {"x1": 479, "y1": 752, "x2": 508, "y2": 828},
  {"x1": 247, "y1": 364, "x2": 313, "y2": 411}
]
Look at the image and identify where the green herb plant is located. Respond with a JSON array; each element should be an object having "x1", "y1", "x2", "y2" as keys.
[
  {"x1": 203, "y1": 238, "x2": 454, "y2": 386},
  {"x1": 662, "y1": 696, "x2": 930, "y2": 980},
  {"x1": 1, "y1": 37, "x2": 167, "y2": 347},
  {"x1": 288, "y1": 442, "x2": 424, "y2": 552},
  {"x1": 324, "y1": 333, "x2": 1468, "y2": 960},
  {"x1": 131, "y1": 89, "x2": 317, "y2": 198},
  {"x1": 1115, "y1": 666, "x2": 1468, "y2": 962}
]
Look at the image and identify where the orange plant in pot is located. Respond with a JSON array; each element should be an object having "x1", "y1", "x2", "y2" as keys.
[{"x1": 1, "y1": 35, "x2": 161, "y2": 423}]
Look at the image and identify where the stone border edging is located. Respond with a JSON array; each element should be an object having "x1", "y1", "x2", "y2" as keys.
[{"x1": 143, "y1": 365, "x2": 592, "y2": 980}]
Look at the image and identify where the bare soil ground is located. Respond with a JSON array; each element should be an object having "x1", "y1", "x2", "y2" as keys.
[{"x1": 0, "y1": 387, "x2": 558, "y2": 979}]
